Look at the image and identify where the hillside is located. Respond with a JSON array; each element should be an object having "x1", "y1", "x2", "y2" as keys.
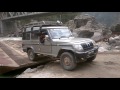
[{"x1": 82, "y1": 12, "x2": 120, "y2": 27}]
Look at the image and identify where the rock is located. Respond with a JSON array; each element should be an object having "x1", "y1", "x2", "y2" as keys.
[
  {"x1": 23, "y1": 68, "x2": 37, "y2": 73},
  {"x1": 115, "y1": 41, "x2": 120, "y2": 46},
  {"x1": 65, "y1": 20, "x2": 76, "y2": 31},
  {"x1": 109, "y1": 37, "x2": 116, "y2": 44},
  {"x1": 37, "y1": 65, "x2": 44, "y2": 69},
  {"x1": 97, "y1": 41, "x2": 113, "y2": 52},
  {"x1": 98, "y1": 47, "x2": 108, "y2": 52},
  {"x1": 72, "y1": 32, "x2": 78, "y2": 37},
  {"x1": 115, "y1": 46, "x2": 120, "y2": 49},
  {"x1": 112, "y1": 50, "x2": 120, "y2": 52},
  {"x1": 77, "y1": 30, "x2": 94, "y2": 38},
  {"x1": 111, "y1": 24, "x2": 120, "y2": 33},
  {"x1": 91, "y1": 32, "x2": 104, "y2": 42},
  {"x1": 109, "y1": 36, "x2": 120, "y2": 47},
  {"x1": 66, "y1": 14, "x2": 111, "y2": 41},
  {"x1": 104, "y1": 61, "x2": 116, "y2": 65},
  {"x1": 114, "y1": 36, "x2": 120, "y2": 40},
  {"x1": 74, "y1": 14, "x2": 95, "y2": 28}
]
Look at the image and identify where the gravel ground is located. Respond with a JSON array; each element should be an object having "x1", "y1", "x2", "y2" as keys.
[
  {"x1": 16, "y1": 54, "x2": 120, "y2": 78},
  {"x1": 1, "y1": 39, "x2": 120, "y2": 78}
]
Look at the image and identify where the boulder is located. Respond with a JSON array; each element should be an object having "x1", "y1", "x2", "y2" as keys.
[
  {"x1": 98, "y1": 47, "x2": 108, "y2": 52},
  {"x1": 74, "y1": 14, "x2": 95, "y2": 28},
  {"x1": 65, "y1": 20, "x2": 76, "y2": 31},
  {"x1": 91, "y1": 32, "x2": 104, "y2": 42},
  {"x1": 74, "y1": 28, "x2": 94, "y2": 38},
  {"x1": 66, "y1": 14, "x2": 112, "y2": 41},
  {"x1": 109, "y1": 36, "x2": 120, "y2": 45}
]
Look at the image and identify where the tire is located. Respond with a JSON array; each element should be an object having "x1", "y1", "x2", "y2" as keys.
[
  {"x1": 60, "y1": 52, "x2": 77, "y2": 71},
  {"x1": 87, "y1": 55, "x2": 96, "y2": 62},
  {"x1": 27, "y1": 49, "x2": 37, "y2": 61}
]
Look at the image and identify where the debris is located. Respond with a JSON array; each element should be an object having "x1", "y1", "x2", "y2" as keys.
[
  {"x1": 115, "y1": 46, "x2": 120, "y2": 49},
  {"x1": 23, "y1": 68, "x2": 37, "y2": 73},
  {"x1": 37, "y1": 65, "x2": 44, "y2": 69},
  {"x1": 98, "y1": 47, "x2": 108, "y2": 52},
  {"x1": 66, "y1": 14, "x2": 112, "y2": 41}
]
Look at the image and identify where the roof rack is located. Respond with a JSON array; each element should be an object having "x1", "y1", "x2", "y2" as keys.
[{"x1": 24, "y1": 20, "x2": 63, "y2": 27}]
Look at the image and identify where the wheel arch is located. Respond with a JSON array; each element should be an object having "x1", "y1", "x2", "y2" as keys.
[
  {"x1": 57, "y1": 49, "x2": 74, "y2": 58},
  {"x1": 27, "y1": 46, "x2": 35, "y2": 53}
]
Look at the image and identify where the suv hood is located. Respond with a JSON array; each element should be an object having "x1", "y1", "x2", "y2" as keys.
[{"x1": 53, "y1": 37, "x2": 94, "y2": 45}]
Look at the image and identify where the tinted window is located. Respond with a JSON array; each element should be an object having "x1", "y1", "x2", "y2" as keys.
[
  {"x1": 31, "y1": 30, "x2": 39, "y2": 40},
  {"x1": 22, "y1": 32, "x2": 26, "y2": 40},
  {"x1": 22, "y1": 27, "x2": 31, "y2": 40},
  {"x1": 26, "y1": 27, "x2": 31, "y2": 32},
  {"x1": 40, "y1": 29, "x2": 48, "y2": 35},
  {"x1": 33, "y1": 27, "x2": 40, "y2": 31},
  {"x1": 26, "y1": 33, "x2": 30, "y2": 40}
]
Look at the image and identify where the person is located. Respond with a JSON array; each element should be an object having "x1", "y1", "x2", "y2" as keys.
[{"x1": 39, "y1": 32, "x2": 45, "y2": 44}]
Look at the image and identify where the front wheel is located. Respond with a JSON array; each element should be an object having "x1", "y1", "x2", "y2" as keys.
[
  {"x1": 27, "y1": 49, "x2": 37, "y2": 61},
  {"x1": 60, "y1": 52, "x2": 77, "y2": 71}
]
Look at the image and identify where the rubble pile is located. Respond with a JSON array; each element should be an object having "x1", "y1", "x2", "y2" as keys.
[
  {"x1": 66, "y1": 14, "x2": 120, "y2": 53},
  {"x1": 108, "y1": 35, "x2": 120, "y2": 50},
  {"x1": 66, "y1": 14, "x2": 112, "y2": 41},
  {"x1": 97, "y1": 35, "x2": 120, "y2": 52},
  {"x1": 65, "y1": 20, "x2": 76, "y2": 32}
]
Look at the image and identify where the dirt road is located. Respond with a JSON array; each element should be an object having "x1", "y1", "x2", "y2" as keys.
[
  {"x1": 0, "y1": 39, "x2": 50, "y2": 74},
  {"x1": 16, "y1": 53, "x2": 120, "y2": 78},
  {"x1": 1, "y1": 39, "x2": 120, "y2": 78}
]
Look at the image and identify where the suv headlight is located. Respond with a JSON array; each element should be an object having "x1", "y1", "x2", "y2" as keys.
[
  {"x1": 92, "y1": 40, "x2": 96, "y2": 46},
  {"x1": 73, "y1": 44, "x2": 83, "y2": 51}
]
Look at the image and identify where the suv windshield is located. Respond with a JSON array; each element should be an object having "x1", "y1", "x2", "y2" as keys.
[{"x1": 49, "y1": 28, "x2": 73, "y2": 39}]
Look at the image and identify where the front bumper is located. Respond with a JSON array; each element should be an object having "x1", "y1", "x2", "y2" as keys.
[{"x1": 74, "y1": 45, "x2": 99, "y2": 62}]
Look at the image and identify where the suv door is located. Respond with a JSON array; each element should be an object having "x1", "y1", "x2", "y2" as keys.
[
  {"x1": 39, "y1": 29, "x2": 52, "y2": 54},
  {"x1": 31, "y1": 26, "x2": 40, "y2": 53}
]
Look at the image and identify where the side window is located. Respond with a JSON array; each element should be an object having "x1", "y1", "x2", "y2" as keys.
[
  {"x1": 26, "y1": 32, "x2": 30, "y2": 40},
  {"x1": 31, "y1": 27, "x2": 40, "y2": 40},
  {"x1": 22, "y1": 32, "x2": 26, "y2": 40},
  {"x1": 40, "y1": 29, "x2": 48, "y2": 35},
  {"x1": 26, "y1": 27, "x2": 31, "y2": 32},
  {"x1": 22, "y1": 27, "x2": 31, "y2": 40}
]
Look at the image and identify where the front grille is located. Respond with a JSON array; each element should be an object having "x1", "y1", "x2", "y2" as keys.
[{"x1": 81, "y1": 42, "x2": 93, "y2": 50}]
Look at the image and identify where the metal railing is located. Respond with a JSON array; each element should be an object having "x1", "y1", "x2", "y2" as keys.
[{"x1": 0, "y1": 12, "x2": 50, "y2": 20}]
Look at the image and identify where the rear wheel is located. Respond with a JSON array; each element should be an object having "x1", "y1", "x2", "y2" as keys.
[
  {"x1": 27, "y1": 49, "x2": 37, "y2": 61},
  {"x1": 60, "y1": 52, "x2": 77, "y2": 71}
]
